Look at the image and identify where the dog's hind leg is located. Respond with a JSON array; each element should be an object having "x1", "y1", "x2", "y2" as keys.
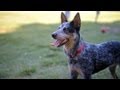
[
  {"x1": 84, "y1": 73, "x2": 91, "y2": 79},
  {"x1": 109, "y1": 64, "x2": 118, "y2": 79}
]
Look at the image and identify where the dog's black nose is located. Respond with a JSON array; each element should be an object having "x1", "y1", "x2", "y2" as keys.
[{"x1": 52, "y1": 33, "x2": 57, "y2": 39}]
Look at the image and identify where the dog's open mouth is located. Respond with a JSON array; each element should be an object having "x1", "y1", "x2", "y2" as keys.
[{"x1": 51, "y1": 39, "x2": 68, "y2": 47}]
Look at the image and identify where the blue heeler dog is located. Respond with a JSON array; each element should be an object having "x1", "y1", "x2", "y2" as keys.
[{"x1": 51, "y1": 12, "x2": 120, "y2": 79}]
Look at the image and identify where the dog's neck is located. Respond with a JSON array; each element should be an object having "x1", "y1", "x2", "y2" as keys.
[
  {"x1": 64, "y1": 37, "x2": 75, "y2": 51},
  {"x1": 63, "y1": 35, "x2": 84, "y2": 57}
]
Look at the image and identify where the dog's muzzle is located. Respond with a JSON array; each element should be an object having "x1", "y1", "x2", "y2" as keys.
[{"x1": 52, "y1": 33, "x2": 57, "y2": 39}]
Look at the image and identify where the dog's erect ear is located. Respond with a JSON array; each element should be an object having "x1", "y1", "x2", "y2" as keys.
[
  {"x1": 73, "y1": 13, "x2": 81, "y2": 28},
  {"x1": 61, "y1": 12, "x2": 68, "y2": 23}
]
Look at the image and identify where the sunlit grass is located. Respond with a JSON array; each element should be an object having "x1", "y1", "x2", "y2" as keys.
[
  {"x1": 1, "y1": 11, "x2": 120, "y2": 24},
  {"x1": 0, "y1": 11, "x2": 120, "y2": 33},
  {"x1": 0, "y1": 11, "x2": 120, "y2": 24}
]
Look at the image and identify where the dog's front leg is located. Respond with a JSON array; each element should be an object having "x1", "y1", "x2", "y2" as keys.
[
  {"x1": 68, "y1": 63, "x2": 78, "y2": 79},
  {"x1": 70, "y1": 70, "x2": 78, "y2": 79}
]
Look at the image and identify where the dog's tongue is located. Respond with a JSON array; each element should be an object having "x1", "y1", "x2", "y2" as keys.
[{"x1": 51, "y1": 40, "x2": 61, "y2": 47}]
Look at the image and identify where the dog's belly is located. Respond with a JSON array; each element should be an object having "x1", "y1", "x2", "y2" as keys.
[
  {"x1": 92, "y1": 63, "x2": 110, "y2": 74},
  {"x1": 92, "y1": 55, "x2": 114, "y2": 74}
]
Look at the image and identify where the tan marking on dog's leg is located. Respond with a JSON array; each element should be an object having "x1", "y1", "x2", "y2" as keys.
[
  {"x1": 68, "y1": 63, "x2": 84, "y2": 79},
  {"x1": 68, "y1": 64, "x2": 78, "y2": 79}
]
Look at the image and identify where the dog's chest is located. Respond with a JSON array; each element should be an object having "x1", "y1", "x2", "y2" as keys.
[{"x1": 69, "y1": 58, "x2": 84, "y2": 75}]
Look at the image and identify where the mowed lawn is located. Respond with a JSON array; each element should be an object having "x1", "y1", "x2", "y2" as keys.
[{"x1": 0, "y1": 11, "x2": 120, "y2": 79}]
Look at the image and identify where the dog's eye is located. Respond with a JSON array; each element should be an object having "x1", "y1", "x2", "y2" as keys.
[
  {"x1": 63, "y1": 28, "x2": 69, "y2": 33},
  {"x1": 63, "y1": 28, "x2": 67, "y2": 31},
  {"x1": 63, "y1": 27, "x2": 74, "y2": 33}
]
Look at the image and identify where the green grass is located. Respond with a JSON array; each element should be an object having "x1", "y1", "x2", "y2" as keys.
[{"x1": 0, "y1": 12, "x2": 120, "y2": 79}]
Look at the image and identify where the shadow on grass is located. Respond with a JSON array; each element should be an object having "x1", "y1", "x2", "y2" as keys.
[{"x1": 0, "y1": 21, "x2": 120, "y2": 79}]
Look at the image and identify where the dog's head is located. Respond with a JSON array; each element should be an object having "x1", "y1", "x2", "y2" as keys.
[{"x1": 51, "y1": 12, "x2": 81, "y2": 47}]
